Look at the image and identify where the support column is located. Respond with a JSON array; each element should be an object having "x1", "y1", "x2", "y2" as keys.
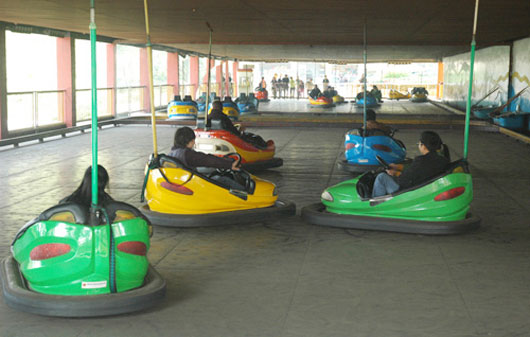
[
  {"x1": 436, "y1": 61, "x2": 443, "y2": 99},
  {"x1": 233, "y1": 61, "x2": 238, "y2": 97},
  {"x1": 216, "y1": 63, "x2": 222, "y2": 98},
  {"x1": 140, "y1": 47, "x2": 150, "y2": 112},
  {"x1": 57, "y1": 36, "x2": 74, "y2": 127},
  {"x1": 107, "y1": 43, "x2": 116, "y2": 117},
  {"x1": 167, "y1": 52, "x2": 179, "y2": 99},
  {"x1": 190, "y1": 56, "x2": 199, "y2": 99},
  {"x1": 0, "y1": 24, "x2": 7, "y2": 139},
  {"x1": 224, "y1": 61, "x2": 230, "y2": 98}
]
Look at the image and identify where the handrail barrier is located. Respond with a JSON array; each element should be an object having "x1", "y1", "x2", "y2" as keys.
[
  {"x1": 178, "y1": 84, "x2": 197, "y2": 100},
  {"x1": 116, "y1": 86, "x2": 145, "y2": 116},
  {"x1": 75, "y1": 87, "x2": 113, "y2": 122},
  {"x1": 153, "y1": 84, "x2": 174, "y2": 109},
  {"x1": 6, "y1": 90, "x2": 66, "y2": 132}
]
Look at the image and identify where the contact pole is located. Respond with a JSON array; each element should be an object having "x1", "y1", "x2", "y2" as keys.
[
  {"x1": 464, "y1": 0, "x2": 479, "y2": 160},
  {"x1": 204, "y1": 22, "x2": 213, "y2": 125},
  {"x1": 143, "y1": 0, "x2": 158, "y2": 158},
  {"x1": 89, "y1": 0, "x2": 98, "y2": 208},
  {"x1": 362, "y1": 22, "x2": 367, "y2": 131}
]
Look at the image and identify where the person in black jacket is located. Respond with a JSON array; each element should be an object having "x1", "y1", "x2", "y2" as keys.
[
  {"x1": 169, "y1": 127, "x2": 244, "y2": 190},
  {"x1": 209, "y1": 101, "x2": 268, "y2": 148},
  {"x1": 365, "y1": 109, "x2": 392, "y2": 136},
  {"x1": 372, "y1": 131, "x2": 449, "y2": 197},
  {"x1": 282, "y1": 75, "x2": 289, "y2": 98},
  {"x1": 169, "y1": 126, "x2": 239, "y2": 171},
  {"x1": 208, "y1": 101, "x2": 241, "y2": 135},
  {"x1": 309, "y1": 85, "x2": 322, "y2": 99}
]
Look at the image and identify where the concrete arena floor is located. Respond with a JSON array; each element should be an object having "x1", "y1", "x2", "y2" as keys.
[{"x1": 0, "y1": 125, "x2": 529, "y2": 337}]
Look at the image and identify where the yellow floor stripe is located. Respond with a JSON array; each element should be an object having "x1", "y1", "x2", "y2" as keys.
[{"x1": 499, "y1": 127, "x2": 530, "y2": 144}]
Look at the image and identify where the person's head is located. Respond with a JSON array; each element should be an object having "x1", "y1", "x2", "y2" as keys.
[
  {"x1": 366, "y1": 109, "x2": 376, "y2": 121},
  {"x1": 261, "y1": 77, "x2": 264, "y2": 80},
  {"x1": 212, "y1": 100, "x2": 223, "y2": 111},
  {"x1": 314, "y1": 85, "x2": 318, "y2": 88},
  {"x1": 174, "y1": 126, "x2": 196, "y2": 149},
  {"x1": 68, "y1": 165, "x2": 110, "y2": 206},
  {"x1": 418, "y1": 131, "x2": 442, "y2": 154},
  {"x1": 373, "y1": 85, "x2": 378, "y2": 89}
]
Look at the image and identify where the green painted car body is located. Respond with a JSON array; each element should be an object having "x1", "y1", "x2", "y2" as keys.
[
  {"x1": 12, "y1": 204, "x2": 151, "y2": 296},
  {"x1": 322, "y1": 169, "x2": 473, "y2": 222}
]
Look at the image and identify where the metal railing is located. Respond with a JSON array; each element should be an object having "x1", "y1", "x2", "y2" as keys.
[
  {"x1": 177, "y1": 83, "x2": 237, "y2": 100},
  {"x1": 75, "y1": 88, "x2": 114, "y2": 122},
  {"x1": 6, "y1": 90, "x2": 66, "y2": 131},
  {"x1": 178, "y1": 84, "x2": 197, "y2": 99},
  {"x1": 116, "y1": 86, "x2": 145, "y2": 115},
  {"x1": 153, "y1": 84, "x2": 174, "y2": 108}
]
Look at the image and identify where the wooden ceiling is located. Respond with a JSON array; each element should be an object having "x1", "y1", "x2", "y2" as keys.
[{"x1": 1, "y1": 0, "x2": 529, "y2": 61}]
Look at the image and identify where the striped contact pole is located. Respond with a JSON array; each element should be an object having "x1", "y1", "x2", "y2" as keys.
[
  {"x1": 89, "y1": 0, "x2": 98, "y2": 207},
  {"x1": 143, "y1": 0, "x2": 158, "y2": 158},
  {"x1": 463, "y1": 0, "x2": 480, "y2": 159}
]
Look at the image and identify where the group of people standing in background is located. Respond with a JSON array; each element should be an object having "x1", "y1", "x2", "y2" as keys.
[
  {"x1": 268, "y1": 74, "x2": 305, "y2": 99},
  {"x1": 262, "y1": 75, "x2": 333, "y2": 100}
]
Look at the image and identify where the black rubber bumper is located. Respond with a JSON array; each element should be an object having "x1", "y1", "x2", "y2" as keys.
[
  {"x1": 301, "y1": 202, "x2": 481, "y2": 235},
  {"x1": 242, "y1": 157, "x2": 283, "y2": 171},
  {"x1": 0, "y1": 257, "x2": 166, "y2": 317},
  {"x1": 142, "y1": 199, "x2": 296, "y2": 228},
  {"x1": 337, "y1": 159, "x2": 379, "y2": 174}
]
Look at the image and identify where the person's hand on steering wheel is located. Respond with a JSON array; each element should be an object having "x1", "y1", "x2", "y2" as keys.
[
  {"x1": 224, "y1": 153, "x2": 242, "y2": 171},
  {"x1": 235, "y1": 123, "x2": 246, "y2": 132},
  {"x1": 385, "y1": 168, "x2": 399, "y2": 176},
  {"x1": 386, "y1": 163, "x2": 402, "y2": 176}
]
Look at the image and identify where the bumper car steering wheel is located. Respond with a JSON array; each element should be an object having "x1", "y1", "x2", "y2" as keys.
[
  {"x1": 376, "y1": 155, "x2": 391, "y2": 169},
  {"x1": 211, "y1": 152, "x2": 242, "y2": 176}
]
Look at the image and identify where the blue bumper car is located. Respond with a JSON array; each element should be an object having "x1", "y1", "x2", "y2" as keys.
[
  {"x1": 354, "y1": 93, "x2": 379, "y2": 108},
  {"x1": 337, "y1": 129, "x2": 409, "y2": 173},
  {"x1": 168, "y1": 95, "x2": 198, "y2": 120},
  {"x1": 236, "y1": 93, "x2": 259, "y2": 115},
  {"x1": 197, "y1": 92, "x2": 217, "y2": 113}
]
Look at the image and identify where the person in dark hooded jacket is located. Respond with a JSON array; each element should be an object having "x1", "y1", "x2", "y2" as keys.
[
  {"x1": 168, "y1": 127, "x2": 244, "y2": 190},
  {"x1": 168, "y1": 126, "x2": 238, "y2": 171},
  {"x1": 372, "y1": 131, "x2": 449, "y2": 197},
  {"x1": 209, "y1": 101, "x2": 268, "y2": 148}
]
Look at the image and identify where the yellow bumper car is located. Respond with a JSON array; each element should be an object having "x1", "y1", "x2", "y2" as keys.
[
  {"x1": 388, "y1": 89, "x2": 411, "y2": 100},
  {"x1": 141, "y1": 154, "x2": 295, "y2": 227}
]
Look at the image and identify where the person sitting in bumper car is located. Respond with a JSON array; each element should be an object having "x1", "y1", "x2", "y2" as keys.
[
  {"x1": 372, "y1": 131, "x2": 449, "y2": 197},
  {"x1": 370, "y1": 85, "x2": 383, "y2": 102},
  {"x1": 309, "y1": 85, "x2": 322, "y2": 99},
  {"x1": 61, "y1": 165, "x2": 112, "y2": 206},
  {"x1": 169, "y1": 126, "x2": 243, "y2": 190},
  {"x1": 365, "y1": 109, "x2": 392, "y2": 136},
  {"x1": 208, "y1": 101, "x2": 267, "y2": 148}
]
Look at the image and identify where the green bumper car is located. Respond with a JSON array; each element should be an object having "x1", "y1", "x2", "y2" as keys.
[
  {"x1": 302, "y1": 160, "x2": 480, "y2": 235},
  {"x1": 0, "y1": 201, "x2": 166, "y2": 317}
]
